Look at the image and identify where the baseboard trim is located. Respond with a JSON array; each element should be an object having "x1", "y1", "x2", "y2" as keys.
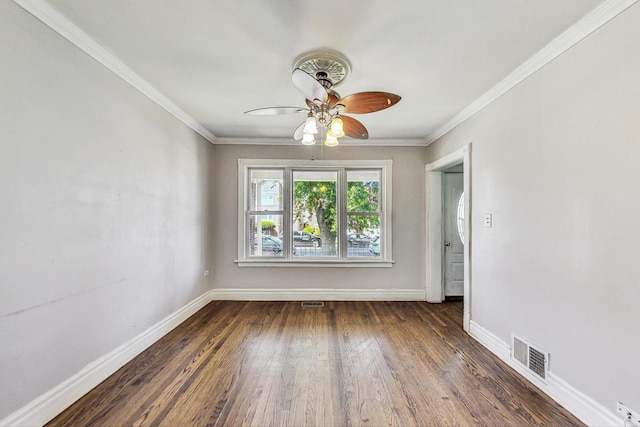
[
  {"x1": 0, "y1": 290, "x2": 215, "y2": 427},
  {"x1": 462, "y1": 310, "x2": 471, "y2": 333},
  {"x1": 469, "y1": 321, "x2": 511, "y2": 359},
  {"x1": 469, "y1": 320, "x2": 621, "y2": 427},
  {"x1": 209, "y1": 288, "x2": 426, "y2": 301}
]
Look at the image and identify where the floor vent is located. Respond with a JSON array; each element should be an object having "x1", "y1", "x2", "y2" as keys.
[
  {"x1": 511, "y1": 335, "x2": 548, "y2": 382},
  {"x1": 301, "y1": 301, "x2": 324, "y2": 308}
]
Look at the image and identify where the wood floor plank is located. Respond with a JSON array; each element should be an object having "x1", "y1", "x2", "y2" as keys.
[{"x1": 48, "y1": 301, "x2": 583, "y2": 427}]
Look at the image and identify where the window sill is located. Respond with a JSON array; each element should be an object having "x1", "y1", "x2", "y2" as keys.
[{"x1": 235, "y1": 259, "x2": 394, "y2": 268}]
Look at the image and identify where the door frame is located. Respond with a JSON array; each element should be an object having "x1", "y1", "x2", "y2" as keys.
[{"x1": 425, "y1": 144, "x2": 471, "y2": 332}]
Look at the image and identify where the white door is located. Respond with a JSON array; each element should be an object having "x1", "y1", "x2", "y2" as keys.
[{"x1": 443, "y1": 172, "x2": 464, "y2": 297}]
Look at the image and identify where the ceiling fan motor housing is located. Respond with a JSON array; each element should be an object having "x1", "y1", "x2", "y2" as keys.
[
  {"x1": 315, "y1": 71, "x2": 333, "y2": 89},
  {"x1": 293, "y1": 49, "x2": 352, "y2": 88}
]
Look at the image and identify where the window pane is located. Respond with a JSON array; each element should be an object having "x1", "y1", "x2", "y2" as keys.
[
  {"x1": 347, "y1": 215, "x2": 380, "y2": 257},
  {"x1": 249, "y1": 214, "x2": 283, "y2": 257},
  {"x1": 347, "y1": 170, "x2": 380, "y2": 212},
  {"x1": 249, "y1": 169, "x2": 283, "y2": 211},
  {"x1": 457, "y1": 192, "x2": 464, "y2": 244},
  {"x1": 292, "y1": 170, "x2": 337, "y2": 257}
]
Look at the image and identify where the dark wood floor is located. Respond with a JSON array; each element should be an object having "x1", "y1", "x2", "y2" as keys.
[{"x1": 48, "y1": 301, "x2": 582, "y2": 426}]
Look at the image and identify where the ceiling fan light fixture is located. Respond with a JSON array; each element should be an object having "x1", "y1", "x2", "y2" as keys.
[
  {"x1": 245, "y1": 50, "x2": 401, "y2": 146},
  {"x1": 301, "y1": 132, "x2": 316, "y2": 145},
  {"x1": 325, "y1": 133, "x2": 339, "y2": 147},
  {"x1": 303, "y1": 115, "x2": 318, "y2": 134}
]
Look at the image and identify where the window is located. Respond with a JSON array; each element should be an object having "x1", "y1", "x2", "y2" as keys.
[
  {"x1": 457, "y1": 192, "x2": 464, "y2": 244},
  {"x1": 237, "y1": 159, "x2": 392, "y2": 266}
]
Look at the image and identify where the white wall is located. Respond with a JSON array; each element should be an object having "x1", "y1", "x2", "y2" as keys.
[
  {"x1": 426, "y1": 3, "x2": 640, "y2": 415},
  {"x1": 0, "y1": 2, "x2": 214, "y2": 418},
  {"x1": 212, "y1": 144, "x2": 426, "y2": 293}
]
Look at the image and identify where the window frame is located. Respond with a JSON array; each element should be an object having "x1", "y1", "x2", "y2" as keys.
[{"x1": 237, "y1": 159, "x2": 393, "y2": 267}]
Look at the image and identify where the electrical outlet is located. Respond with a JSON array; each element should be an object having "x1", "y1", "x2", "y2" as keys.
[{"x1": 617, "y1": 402, "x2": 640, "y2": 427}]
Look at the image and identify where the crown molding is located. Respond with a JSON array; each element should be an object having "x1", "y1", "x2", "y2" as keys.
[
  {"x1": 12, "y1": 0, "x2": 217, "y2": 144},
  {"x1": 214, "y1": 137, "x2": 428, "y2": 146},
  {"x1": 425, "y1": 0, "x2": 639, "y2": 145}
]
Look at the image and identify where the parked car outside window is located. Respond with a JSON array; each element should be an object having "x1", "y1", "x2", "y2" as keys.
[
  {"x1": 294, "y1": 230, "x2": 322, "y2": 247},
  {"x1": 280, "y1": 230, "x2": 322, "y2": 247},
  {"x1": 347, "y1": 233, "x2": 371, "y2": 248},
  {"x1": 254, "y1": 235, "x2": 283, "y2": 254}
]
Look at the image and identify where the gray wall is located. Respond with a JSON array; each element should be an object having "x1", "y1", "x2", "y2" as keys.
[
  {"x1": 212, "y1": 144, "x2": 426, "y2": 291},
  {"x1": 426, "y1": 3, "x2": 640, "y2": 413},
  {"x1": 0, "y1": 3, "x2": 214, "y2": 418}
]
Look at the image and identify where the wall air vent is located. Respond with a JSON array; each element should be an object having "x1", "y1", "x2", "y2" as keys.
[
  {"x1": 301, "y1": 301, "x2": 324, "y2": 308},
  {"x1": 511, "y1": 335, "x2": 548, "y2": 382}
]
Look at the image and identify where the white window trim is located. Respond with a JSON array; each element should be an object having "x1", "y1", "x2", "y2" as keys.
[{"x1": 236, "y1": 159, "x2": 393, "y2": 267}]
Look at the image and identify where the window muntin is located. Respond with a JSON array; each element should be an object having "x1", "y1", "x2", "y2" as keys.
[{"x1": 238, "y1": 160, "x2": 392, "y2": 265}]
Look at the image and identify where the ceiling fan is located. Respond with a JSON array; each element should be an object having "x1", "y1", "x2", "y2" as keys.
[{"x1": 245, "y1": 50, "x2": 401, "y2": 146}]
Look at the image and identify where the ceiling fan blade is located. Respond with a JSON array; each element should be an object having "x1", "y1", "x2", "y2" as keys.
[
  {"x1": 327, "y1": 90, "x2": 340, "y2": 107},
  {"x1": 341, "y1": 115, "x2": 369, "y2": 139},
  {"x1": 339, "y1": 92, "x2": 401, "y2": 114},
  {"x1": 244, "y1": 107, "x2": 307, "y2": 115},
  {"x1": 293, "y1": 122, "x2": 305, "y2": 141},
  {"x1": 292, "y1": 68, "x2": 328, "y2": 103}
]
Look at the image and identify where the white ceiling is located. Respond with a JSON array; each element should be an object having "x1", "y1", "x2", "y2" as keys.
[{"x1": 34, "y1": 0, "x2": 608, "y2": 144}]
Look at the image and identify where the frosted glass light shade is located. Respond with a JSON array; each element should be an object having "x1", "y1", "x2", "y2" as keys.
[
  {"x1": 325, "y1": 133, "x2": 339, "y2": 146},
  {"x1": 301, "y1": 132, "x2": 316, "y2": 145},
  {"x1": 303, "y1": 116, "x2": 318, "y2": 134},
  {"x1": 330, "y1": 117, "x2": 345, "y2": 137}
]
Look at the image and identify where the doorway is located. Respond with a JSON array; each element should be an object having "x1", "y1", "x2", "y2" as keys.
[
  {"x1": 425, "y1": 144, "x2": 471, "y2": 332},
  {"x1": 443, "y1": 165, "x2": 464, "y2": 297}
]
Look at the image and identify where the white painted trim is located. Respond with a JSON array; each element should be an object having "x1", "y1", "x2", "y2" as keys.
[
  {"x1": 469, "y1": 321, "x2": 511, "y2": 359},
  {"x1": 237, "y1": 159, "x2": 393, "y2": 264},
  {"x1": 210, "y1": 288, "x2": 426, "y2": 301},
  {"x1": 461, "y1": 148, "x2": 472, "y2": 333},
  {"x1": 425, "y1": 171, "x2": 443, "y2": 302},
  {"x1": 11, "y1": 0, "x2": 216, "y2": 144},
  {"x1": 214, "y1": 137, "x2": 428, "y2": 146},
  {"x1": 463, "y1": 310, "x2": 471, "y2": 333},
  {"x1": 425, "y1": 144, "x2": 472, "y2": 332},
  {"x1": 238, "y1": 158, "x2": 393, "y2": 168},
  {"x1": 546, "y1": 372, "x2": 622, "y2": 427},
  {"x1": 0, "y1": 290, "x2": 215, "y2": 427},
  {"x1": 469, "y1": 320, "x2": 623, "y2": 427},
  {"x1": 236, "y1": 260, "x2": 394, "y2": 267},
  {"x1": 426, "y1": 147, "x2": 469, "y2": 171},
  {"x1": 425, "y1": 0, "x2": 639, "y2": 145}
]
